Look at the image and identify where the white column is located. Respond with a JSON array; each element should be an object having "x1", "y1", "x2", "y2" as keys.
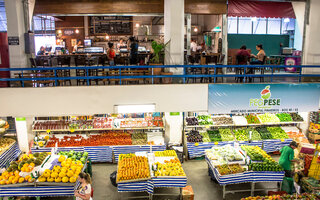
[
  {"x1": 186, "y1": 14, "x2": 191, "y2": 56},
  {"x1": 164, "y1": 112, "x2": 183, "y2": 144},
  {"x1": 222, "y1": 14, "x2": 228, "y2": 65},
  {"x1": 84, "y1": 16, "x2": 89, "y2": 37},
  {"x1": 301, "y1": 0, "x2": 320, "y2": 76},
  {"x1": 164, "y1": 0, "x2": 184, "y2": 74},
  {"x1": 5, "y1": 0, "x2": 28, "y2": 69},
  {"x1": 292, "y1": 2, "x2": 305, "y2": 51}
]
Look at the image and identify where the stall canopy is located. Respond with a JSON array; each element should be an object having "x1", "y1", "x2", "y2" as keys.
[{"x1": 228, "y1": 0, "x2": 296, "y2": 18}]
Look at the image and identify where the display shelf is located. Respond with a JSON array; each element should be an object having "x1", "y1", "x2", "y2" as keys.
[
  {"x1": 0, "y1": 185, "x2": 76, "y2": 197},
  {"x1": 186, "y1": 141, "x2": 234, "y2": 159},
  {"x1": 32, "y1": 126, "x2": 164, "y2": 132},
  {"x1": 113, "y1": 145, "x2": 166, "y2": 162},
  {"x1": 263, "y1": 138, "x2": 293, "y2": 153},
  {"x1": 185, "y1": 121, "x2": 304, "y2": 128},
  {"x1": 0, "y1": 142, "x2": 21, "y2": 168}
]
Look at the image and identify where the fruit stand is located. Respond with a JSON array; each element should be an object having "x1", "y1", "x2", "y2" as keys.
[
  {"x1": 31, "y1": 114, "x2": 166, "y2": 163},
  {"x1": 205, "y1": 144, "x2": 284, "y2": 199},
  {"x1": 184, "y1": 113, "x2": 303, "y2": 159},
  {"x1": 116, "y1": 150, "x2": 187, "y2": 199},
  {"x1": 0, "y1": 150, "x2": 88, "y2": 199}
]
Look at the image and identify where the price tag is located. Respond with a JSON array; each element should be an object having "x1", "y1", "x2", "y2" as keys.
[
  {"x1": 46, "y1": 129, "x2": 51, "y2": 134},
  {"x1": 281, "y1": 139, "x2": 285, "y2": 142},
  {"x1": 195, "y1": 143, "x2": 199, "y2": 147},
  {"x1": 205, "y1": 125, "x2": 210, "y2": 129},
  {"x1": 214, "y1": 142, "x2": 219, "y2": 145},
  {"x1": 70, "y1": 128, "x2": 75, "y2": 133}
]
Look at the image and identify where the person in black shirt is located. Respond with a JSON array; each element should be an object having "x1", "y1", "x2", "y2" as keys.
[{"x1": 128, "y1": 36, "x2": 138, "y2": 65}]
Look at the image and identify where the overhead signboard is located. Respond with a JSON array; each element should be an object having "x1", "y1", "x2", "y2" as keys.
[{"x1": 208, "y1": 83, "x2": 320, "y2": 114}]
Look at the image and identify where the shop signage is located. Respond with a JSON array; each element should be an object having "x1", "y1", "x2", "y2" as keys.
[
  {"x1": 208, "y1": 83, "x2": 320, "y2": 114},
  {"x1": 64, "y1": 30, "x2": 74, "y2": 35},
  {"x1": 8, "y1": 36, "x2": 19, "y2": 45}
]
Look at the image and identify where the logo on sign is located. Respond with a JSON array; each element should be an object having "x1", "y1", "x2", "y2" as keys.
[{"x1": 249, "y1": 85, "x2": 281, "y2": 109}]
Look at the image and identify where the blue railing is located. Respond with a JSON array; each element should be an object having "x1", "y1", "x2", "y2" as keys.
[{"x1": 0, "y1": 65, "x2": 320, "y2": 87}]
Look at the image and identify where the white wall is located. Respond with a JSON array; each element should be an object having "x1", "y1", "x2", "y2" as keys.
[{"x1": 0, "y1": 84, "x2": 208, "y2": 117}]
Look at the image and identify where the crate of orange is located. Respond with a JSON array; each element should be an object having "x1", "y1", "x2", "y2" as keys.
[{"x1": 116, "y1": 154, "x2": 151, "y2": 183}]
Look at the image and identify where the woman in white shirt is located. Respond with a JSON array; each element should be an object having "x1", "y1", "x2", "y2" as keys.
[{"x1": 75, "y1": 172, "x2": 92, "y2": 200}]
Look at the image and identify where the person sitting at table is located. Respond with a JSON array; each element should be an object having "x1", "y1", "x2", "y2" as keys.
[
  {"x1": 250, "y1": 44, "x2": 266, "y2": 64},
  {"x1": 107, "y1": 42, "x2": 116, "y2": 66},
  {"x1": 37, "y1": 46, "x2": 46, "y2": 55}
]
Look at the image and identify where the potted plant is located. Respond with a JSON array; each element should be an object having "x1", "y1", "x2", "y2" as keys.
[{"x1": 150, "y1": 40, "x2": 172, "y2": 83}]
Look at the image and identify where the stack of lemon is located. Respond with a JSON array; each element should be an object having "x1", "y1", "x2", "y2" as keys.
[
  {"x1": 38, "y1": 156, "x2": 83, "y2": 183},
  {"x1": 0, "y1": 171, "x2": 35, "y2": 185}
]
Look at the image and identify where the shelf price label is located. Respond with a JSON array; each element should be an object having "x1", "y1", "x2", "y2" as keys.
[
  {"x1": 214, "y1": 142, "x2": 219, "y2": 145},
  {"x1": 194, "y1": 143, "x2": 199, "y2": 147},
  {"x1": 281, "y1": 139, "x2": 285, "y2": 142},
  {"x1": 70, "y1": 128, "x2": 75, "y2": 133},
  {"x1": 205, "y1": 125, "x2": 210, "y2": 129},
  {"x1": 46, "y1": 129, "x2": 51, "y2": 134}
]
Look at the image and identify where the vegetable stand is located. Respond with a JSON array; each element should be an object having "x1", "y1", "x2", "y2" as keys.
[
  {"x1": 205, "y1": 144, "x2": 284, "y2": 199},
  {"x1": 184, "y1": 113, "x2": 305, "y2": 159}
]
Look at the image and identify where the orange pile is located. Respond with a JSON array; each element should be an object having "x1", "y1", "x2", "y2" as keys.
[{"x1": 117, "y1": 155, "x2": 150, "y2": 182}]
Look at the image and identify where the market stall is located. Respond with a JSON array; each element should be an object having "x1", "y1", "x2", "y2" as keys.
[
  {"x1": 31, "y1": 114, "x2": 166, "y2": 163},
  {"x1": 116, "y1": 150, "x2": 187, "y2": 199},
  {"x1": 184, "y1": 113, "x2": 300, "y2": 159},
  {"x1": 205, "y1": 144, "x2": 285, "y2": 199},
  {"x1": 0, "y1": 150, "x2": 88, "y2": 199}
]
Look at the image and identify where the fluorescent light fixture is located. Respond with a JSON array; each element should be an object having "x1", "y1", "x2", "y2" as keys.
[
  {"x1": 284, "y1": 18, "x2": 290, "y2": 23},
  {"x1": 251, "y1": 17, "x2": 257, "y2": 22},
  {"x1": 114, "y1": 104, "x2": 155, "y2": 113}
]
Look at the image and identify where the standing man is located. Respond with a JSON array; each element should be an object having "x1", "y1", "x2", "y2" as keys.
[{"x1": 279, "y1": 141, "x2": 299, "y2": 177}]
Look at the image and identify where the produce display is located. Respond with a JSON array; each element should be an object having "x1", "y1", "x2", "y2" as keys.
[
  {"x1": 212, "y1": 116, "x2": 233, "y2": 125},
  {"x1": 232, "y1": 116, "x2": 248, "y2": 125},
  {"x1": 132, "y1": 133, "x2": 147, "y2": 145},
  {"x1": 154, "y1": 150, "x2": 177, "y2": 157},
  {"x1": 245, "y1": 115, "x2": 260, "y2": 124},
  {"x1": 276, "y1": 113, "x2": 293, "y2": 122},
  {"x1": 241, "y1": 193, "x2": 319, "y2": 200},
  {"x1": 248, "y1": 162, "x2": 283, "y2": 172},
  {"x1": 197, "y1": 115, "x2": 213, "y2": 125},
  {"x1": 46, "y1": 132, "x2": 132, "y2": 147},
  {"x1": 33, "y1": 120, "x2": 69, "y2": 130},
  {"x1": 267, "y1": 127, "x2": 289, "y2": 139},
  {"x1": 0, "y1": 119, "x2": 9, "y2": 135},
  {"x1": 281, "y1": 126, "x2": 304, "y2": 140},
  {"x1": 0, "y1": 138, "x2": 16, "y2": 154},
  {"x1": 0, "y1": 152, "x2": 49, "y2": 185},
  {"x1": 153, "y1": 158, "x2": 186, "y2": 177},
  {"x1": 207, "y1": 130, "x2": 222, "y2": 142},
  {"x1": 117, "y1": 155, "x2": 150, "y2": 182},
  {"x1": 216, "y1": 164, "x2": 244, "y2": 175},
  {"x1": 309, "y1": 122, "x2": 320, "y2": 134},
  {"x1": 58, "y1": 150, "x2": 88, "y2": 164},
  {"x1": 200, "y1": 131, "x2": 211, "y2": 142},
  {"x1": 211, "y1": 145, "x2": 244, "y2": 162},
  {"x1": 256, "y1": 127, "x2": 273, "y2": 139},
  {"x1": 219, "y1": 128, "x2": 234, "y2": 141},
  {"x1": 186, "y1": 130, "x2": 202, "y2": 143},
  {"x1": 234, "y1": 129, "x2": 249, "y2": 141},
  {"x1": 290, "y1": 113, "x2": 304, "y2": 122},
  {"x1": 247, "y1": 128, "x2": 262, "y2": 141},
  {"x1": 257, "y1": 113, "x2": 280, "y2": 124},
  {"x1": 38, "y1": 152, "x2": 85, "y2": 183},
  {"x1": 186, "y1": 117, "x2": 198, "y2": 126},
  {"x1": 241, "y1": 145, "x2": 271, "y2": 162}
]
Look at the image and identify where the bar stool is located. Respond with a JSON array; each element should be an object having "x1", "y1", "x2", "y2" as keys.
[
  {"x1": 74, "y1": 56, "x2": 87, "y2": 86},
  {"x1": 57, "y1": 56, "x2": 72, "y2": 86}
]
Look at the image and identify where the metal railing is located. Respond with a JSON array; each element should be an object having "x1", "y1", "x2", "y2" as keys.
[{"x1": 0, "y1": 65, "x2": 320, "y2": 87}]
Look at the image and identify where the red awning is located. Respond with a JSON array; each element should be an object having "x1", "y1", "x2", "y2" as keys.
[{"x1": 228, "y1": 0, "x2": 296, "y2": 19}]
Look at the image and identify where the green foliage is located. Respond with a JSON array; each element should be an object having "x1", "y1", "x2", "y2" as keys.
[{"x1": 150, "y1": 40, "x2": 170, "y2": 64}]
